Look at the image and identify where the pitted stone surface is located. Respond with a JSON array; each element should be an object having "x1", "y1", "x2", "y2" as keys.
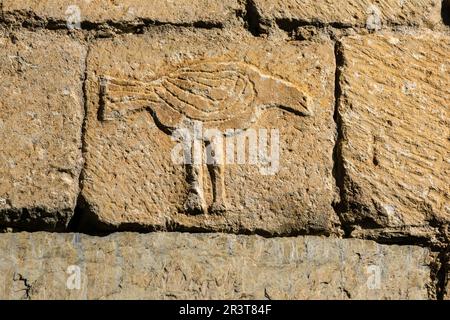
[
  {"x1": 2, "y1": 0, "x2": 242, "y2": 25},
  {"x1": 252, "y1": 0, "x2": 443, "y2": 29},
  {"x1": 337, "y1": 31, "x2": 450, "y2": 241},
  {"x1": 80, "y1": 28, "x2": 339, "y2": 234},
  {"x1": 0, "y1": 30, "x2": 85, "y2": 230},
  {"x1": 0, "y1": 232, "x2": 433, "y2": 299}
]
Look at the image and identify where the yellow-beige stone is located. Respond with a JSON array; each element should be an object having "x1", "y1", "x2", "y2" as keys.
[
  {"x1": 0, "y1": 232, "x2": 433, "y2": 299},
  {"x1": 252, "y1": 0, "x2": 442, "y2": 28},
  {"x1": 81, "y1": 28, "x2": 339, "y2": 234},
  {"x1": 0, "y1": 30, "x2": 85, "y2": 230},
  {"x1": 2, "y1": 0, "x2": 242, "y2": 25},
  {"x1": 338, "y1": 31, "x2": 449, "y2": 241}
]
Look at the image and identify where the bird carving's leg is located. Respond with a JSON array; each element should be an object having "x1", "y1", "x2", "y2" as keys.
[
  {"x1": 184, "y1": 135, "x2": 207, "y2": 215},
  {"x1": 184, "y1": 163, "x2": 207, "y2": 215},
  {"x1": 208, "y1": 162, "x2": 228, "y2": 214},
  {"x1": 205, "y1": 138, "x2": 228, "y2": 215}
]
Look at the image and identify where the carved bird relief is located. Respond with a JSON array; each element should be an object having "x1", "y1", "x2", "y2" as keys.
[{"x1": 99, "y1": 60, "x2": 312, "y2": 215}]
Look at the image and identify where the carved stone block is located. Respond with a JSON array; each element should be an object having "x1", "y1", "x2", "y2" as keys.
[{"x1": 81, "y1": 28, "x2": 338, "y2": 234}]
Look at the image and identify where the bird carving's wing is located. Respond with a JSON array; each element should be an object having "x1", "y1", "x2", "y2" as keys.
[
  {"x1": 99, "y1": 76, "x2": 183, "y2": 129},
  {"x1": 99, "y1": 61, "x2": 312, "y2": 132},
  {"x1": 151, "y1": 61, "x2": 257, "y2": 130}
]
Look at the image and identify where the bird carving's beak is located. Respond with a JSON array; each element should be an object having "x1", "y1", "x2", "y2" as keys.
[
  {"x1": 276, "y1": 82, "x2": 312, "y2": 117},
  {"x1": 253, "y1": 75, "x2": 313, "y2": 117}
]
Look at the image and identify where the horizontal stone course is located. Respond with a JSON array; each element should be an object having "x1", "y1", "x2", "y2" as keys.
[
  {"x1": 252, "y1": 0, "x2": 443, "y2": 28},
  {"x1": 0, "y1": 232, "x2": 434, "y2": 299},
  {"x1": 2, "y1": 0, "x2": 242, "y2": 25}
]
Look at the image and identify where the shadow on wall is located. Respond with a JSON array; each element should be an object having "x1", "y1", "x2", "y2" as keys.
[{"x1": 443, "y1": 0, "x2": 450, "y2": 25}]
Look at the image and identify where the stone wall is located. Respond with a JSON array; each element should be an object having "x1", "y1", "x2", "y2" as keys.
[{"x1": 0, "y1": 0, "x2": 448, "y2": 299}]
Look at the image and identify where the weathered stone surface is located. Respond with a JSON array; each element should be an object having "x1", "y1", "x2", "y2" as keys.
[
  {"x1": 2, "y1": 0, "x2": 241, "y2": 25},
  {"x1": 337, "y1": 31, "x2": 450, "y2": 241},
  {"x1": 0, "y1": 232, "x2": 433, "y2": 299},
  {"x1": 444, "y1": 257, "x2": 450, "y2": 300},
  {"x1": 445, "y1": 264, "x2": 450, "y2": 300},
  {"x1": 252, "y1": 0, "x2": 443, "y2": 29},
  {"x1": 0, "y1": 30, "x2": 85, "y2": 230},
  {"x1": 80, "y1": 28, "x2": 339, "y2": 234}
]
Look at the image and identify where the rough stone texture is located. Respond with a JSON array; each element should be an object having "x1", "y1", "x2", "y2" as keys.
[
  {"x1": 337, "y1": 31, "x2": 450, "y2": 242},
  {"x1": 443, "y1": 248, "x2": 450, "y2": 300},
  {"x1": 80, "y1": 28, "x2": 339, "y2": 234},
  {"x1": 444, "y1": 258, "x2": 450, "y2": 299},
  {"x1": 0, "y1": 232, "x2": 433, "y2": 299},
  {"x1": 2, "y1": 0, "x2": 242, "y2": 25},
  {"x1": 0, "y1": 30, "x2": 85, "y2": 230},
  {"x1": 252, "y1": 0, "x2": 443, "y2": 29},
  {"x1": 0, "y1": 0, "x2": 448, "y2": 302}
]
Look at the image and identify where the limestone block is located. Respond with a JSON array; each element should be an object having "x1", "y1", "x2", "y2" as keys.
[
  {"x1": 0, "y1": 232, "x2": 433, "y2": 299},
  {"x1": 338, "y1": 31, "x2": 449, "y2": 240},
  {"x1": 0, "y1": 30, "x2": 85, "y2": 230},
  {"x1": 2, "y1": 0, "x2": 242, "y2": 26},
  {"x1": 81, "y1": 28, "x2": 339, "y2": 234},
  {"x1": 252, "y1": 0, "x2": 442, "y2": 29}
]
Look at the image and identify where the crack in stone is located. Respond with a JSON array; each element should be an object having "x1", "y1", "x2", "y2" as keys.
[
  {"x1": 0, "y1": 1, "x2": 4, "y2": 21},
  {"x1": 276, "y1": 18, "x2": 353, "y2": 32},
  {"x1": 242, "y1": 0, "x2": 263, "y2": 36},
  {"x1": 332, "y1": 39, "x2": 351, "y2": 238},
  {"x1": 68, "y1": 42, "x2": 91, "y2": 233},
  {"x1": 432, "y1": 247, "x2": 449, "y2": 300},
  {"x1": 0, "y1": 10, "x2": 224, "y2": 36},
  {"x1": 13, "y1": 273, "x2": 32, "y2": 300},
  {"x1": 443, "y1": 0, "x2": 450, "y2": 26}
]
